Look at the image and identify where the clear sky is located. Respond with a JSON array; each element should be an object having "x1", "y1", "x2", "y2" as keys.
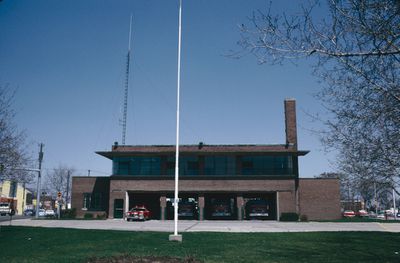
[{"x1": 0, "y1": 0, "x2": 336, "y2": 179}]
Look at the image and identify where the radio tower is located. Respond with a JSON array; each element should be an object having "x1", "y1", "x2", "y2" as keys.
[{"x1": 122, "y1": 14, "x2": 133, "y2": 145}]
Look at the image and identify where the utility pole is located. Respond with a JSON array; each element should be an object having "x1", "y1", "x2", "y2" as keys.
[
  {"x1": 393, "y1": 189, "x2": 397, "y2": 220},
  {"x1": 374, "y1": 181, "x2": 378, "y2": 214},
  {"x1": 35, "y1": 143, "x2": 44, "y2": 219},
  {"x1": 66, "y1": 170, "x2": 70, "y2": 209}
]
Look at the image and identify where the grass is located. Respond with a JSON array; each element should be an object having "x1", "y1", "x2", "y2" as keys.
[{"x1": 0, "y1": 226, "x2": 399, "y2": 263}]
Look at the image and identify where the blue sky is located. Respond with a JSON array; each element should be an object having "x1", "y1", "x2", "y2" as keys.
[{"x1": 0, "y1": 0, "x2": 336, "y2": 178}]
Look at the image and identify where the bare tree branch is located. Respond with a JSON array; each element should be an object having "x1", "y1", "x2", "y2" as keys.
[
  {"x1": 237, "y1": 0, "x2": 400, "y2": 199},
  {"x1": 0, "y1": 85, "x2": 32, "y2": 183}
]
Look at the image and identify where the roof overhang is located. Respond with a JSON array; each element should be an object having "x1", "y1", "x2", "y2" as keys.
[{"x1": 96, "y1": 144, "x2": 309, "y2": 160}]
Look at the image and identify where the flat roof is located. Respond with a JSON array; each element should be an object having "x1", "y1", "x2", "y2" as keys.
[{"x1": 97, "y1": 144, "x2": 309, "y2": 159}]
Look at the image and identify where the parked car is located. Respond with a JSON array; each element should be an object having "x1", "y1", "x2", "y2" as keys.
[
  {"x1": 368, "y1": 211, "x2": 377, "y2": 218},
  {"x1": 376, "y1": 211, "x2": 386, "y2": 219},
  {"x1": 357, "y1": 209, "x2": 368, "y2": 217},
  {"x1": 245, "y1": 199, "x2": 270, "y2": 220},
  {"x1": 38, "y1": 209, "x2": 46, "y2": 217},
  {"x1": 178, "y1": 201, "x2": 198, "y2": 219},
  {"x1": 23, "y1": 209, "x2": 35, "y2": 216},
  {"x1": 126, "y1": 206, "x2": 151, "y2": 221},
  {"x1": 45, "y1": 209, "x2": 55, "y2": 217},
  {"x1": 210, "y1": 199, "x2": 233, "y2": 218},
  {"x1": 343, "y1": 210, "x2": 356, "y2": 218}
]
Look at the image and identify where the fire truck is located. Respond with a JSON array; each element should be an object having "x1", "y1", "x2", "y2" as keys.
[{"x1": 0, "y1": 197, "x2": 16, "y2": 216}]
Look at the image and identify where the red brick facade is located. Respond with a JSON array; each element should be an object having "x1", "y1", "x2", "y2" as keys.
[
  {"x1": 299, "y1": 178, "x2": 341, "y2": 220},
  {"x1": 284, "y1": 99, "x2": 297, "y2": 147},
  {"x1": 72, "y1": 177, "x2": 341, "y2": 220},
  {"x1": 71, "y1": 99, "x2": 341, "y2": 220}
]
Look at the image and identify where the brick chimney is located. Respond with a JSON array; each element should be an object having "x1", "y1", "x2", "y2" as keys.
[{"x1": 284, "y1": 98, "x2": 297, "y2": 149}]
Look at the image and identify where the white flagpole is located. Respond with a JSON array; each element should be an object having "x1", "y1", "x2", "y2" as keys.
[{"x1": 170, "y1": 0, "x2": 183, "y2": 242}]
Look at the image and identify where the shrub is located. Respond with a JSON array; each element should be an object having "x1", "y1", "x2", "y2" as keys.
[
  {"x1": 96, "y1": 213, "x2": 107, "y2": 220},
  {"x1": 84, "y1": 213, "x2": 94, "y2": 219},
  {"x1": 280, "y1": 212, "x2": 299, "y2": 222},
  {"x1": 300, "y1": 214, "x2": 308, "y2": 222},
  {"x1": 61, "y1": 208, "x2": 76, "y2": 219}
]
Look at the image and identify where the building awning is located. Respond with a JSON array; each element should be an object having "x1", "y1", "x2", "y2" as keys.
[{"x1": 96, "y1": 144, "x2": 309, "y2": 159}]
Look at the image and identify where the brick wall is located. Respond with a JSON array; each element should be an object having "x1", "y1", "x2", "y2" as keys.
[
  {"x1": 71, "y1": 177, "x2": 109, "y2": 218},
  {"x1": 284, "y1": 99, "x2": 297, "y2": 147},
  {"x1": 299, "y1": 178, "x2": 341, "y2": 220},
  {"x1": 278, "y1": 191, "x2": 296, "y2": 214},
  {"x1": 72, "y1": 177, "x2": 342, "y2": 220},
  {"x1": 109, "y1": 179, "x2": 295, "y2": 192}
]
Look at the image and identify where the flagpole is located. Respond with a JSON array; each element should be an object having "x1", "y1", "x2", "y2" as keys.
[{"x1": 169, "y1": 0, "x2": 183, "y2": 242}]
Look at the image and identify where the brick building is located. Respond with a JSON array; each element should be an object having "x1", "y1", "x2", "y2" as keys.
[{"x1": 71, "y1": 99, "x2": 341, "y2": 220}]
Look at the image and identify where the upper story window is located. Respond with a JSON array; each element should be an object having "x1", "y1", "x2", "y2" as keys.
[
  {"x1": 204, "y1": 156, "x2": 236, "y2": 176},
  {"x1": 112, "y1": 154, "x2": 295, "y2": 177},
  {"x1": 241, "y1": 156, "x2": 293, "y2": 175},
  {"x1": 181, "y1": 156, "x2": 199, "y2": 175},
  {"x1": 166, "y1": 156, "x2": 199, "y2": 176},
  {"x1": 132, "y1": 157, "x2": 161, "y2": 175},
  {"x1": 113, "y1": 157, "x2": 161, "y2": 176}
]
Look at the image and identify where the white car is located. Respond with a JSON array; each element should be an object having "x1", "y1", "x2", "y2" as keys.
[
  {"x1": 45, "y1": 209, "x2": 55, "y2": 217},
  {"x1": 38, "y1": 209, "x2": 46, "y2": 217}
]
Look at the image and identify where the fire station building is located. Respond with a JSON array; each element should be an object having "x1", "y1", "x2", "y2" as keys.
[{"x1": 71, "y1": 99, "x2": 341, "y2": 221}]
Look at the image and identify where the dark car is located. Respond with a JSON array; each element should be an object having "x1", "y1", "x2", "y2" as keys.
[
  {"x1": 210, "y1": 199, "x2": 233, "y2": 218},
  {"x1": 126, "y1": 206, "x2": 151, "y2": 221},
  {"x1": 245, "y1": 199, "x2": 270, "y2": 220},
  {"x1": 178, "y1": 201, "x2": 198, "y2": 219},
  {"x1": 23, "y1": 209, "x2": 35, "y2": 216}
]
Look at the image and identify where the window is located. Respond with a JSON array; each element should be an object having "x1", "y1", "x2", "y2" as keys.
[
  {"x1": 118, "y1": 162, "x2": 130, "y2": 175},
  {"x1": 166, "y1": 158, "x2": 175, "y2": 176},
  {"x1": 204, "y1": 156, "x2": 236, "y2": 176},
  {"x1": 241, "y1": 156, "x2": 293, "y2": 175},
  {"x1": 180, "y1": 156, "x2": 199, "y2": 175},
  {"x1": 132, "y1": 157, "x2": 161, "y2": 175},
  {"x1": 82, "y1": 192, "x2": 103, "y2": 211},
  {"x1": 112, "y1": 154, "x2": 295, "y2": 177},
  {"x1": 82, "y1": 193, "x2": 91, "y2": 210},
  {"x1": 165, "y1": 156, "x2": 200, "y2": 176},
  {"x1": 9, "y1": 181, "x2": 17, "y2": 198},
  {"x1": 113, "y1": 157, "x2": 161, "y2": 176}
]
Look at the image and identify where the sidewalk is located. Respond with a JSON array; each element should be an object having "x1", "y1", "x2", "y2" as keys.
[{"x1": 2, "y1": 219, "x2": 400, "y2": 233}]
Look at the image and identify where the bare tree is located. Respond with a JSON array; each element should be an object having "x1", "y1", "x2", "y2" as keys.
[
  {"x1": 0, "y1": 85, "x2": 32, "y2": 183},
  {"x1": 238, "y1": 0, "x2": 400, "y2": 188},
  {"x1": 44, "y1": 165, "x2": 73, "y2": 202},
  {"x1": 316, "y1": 170, "x2": 394, "y2": 209}
]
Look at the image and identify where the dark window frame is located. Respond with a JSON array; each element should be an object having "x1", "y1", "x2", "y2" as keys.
[{"x1": 82, "y1": 192, "x2": 103, "y2": 211}]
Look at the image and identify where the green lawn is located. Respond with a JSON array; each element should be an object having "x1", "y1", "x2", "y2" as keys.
[{"x1": 0, "y1": 226, "x2": 399, "y2": 263}]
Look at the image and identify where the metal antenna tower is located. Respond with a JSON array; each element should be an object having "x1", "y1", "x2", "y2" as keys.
[{"x1": 122, "y1": 14, "x2": 133, "y2": 145}]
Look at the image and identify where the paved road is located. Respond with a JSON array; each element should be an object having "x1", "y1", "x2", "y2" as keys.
[
  {"x1": 2, "y1": 218, "x2": 400, "y2": 233},
  {"x1": 0, "y1": 215, "x2": 30, "y2": 222}
]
